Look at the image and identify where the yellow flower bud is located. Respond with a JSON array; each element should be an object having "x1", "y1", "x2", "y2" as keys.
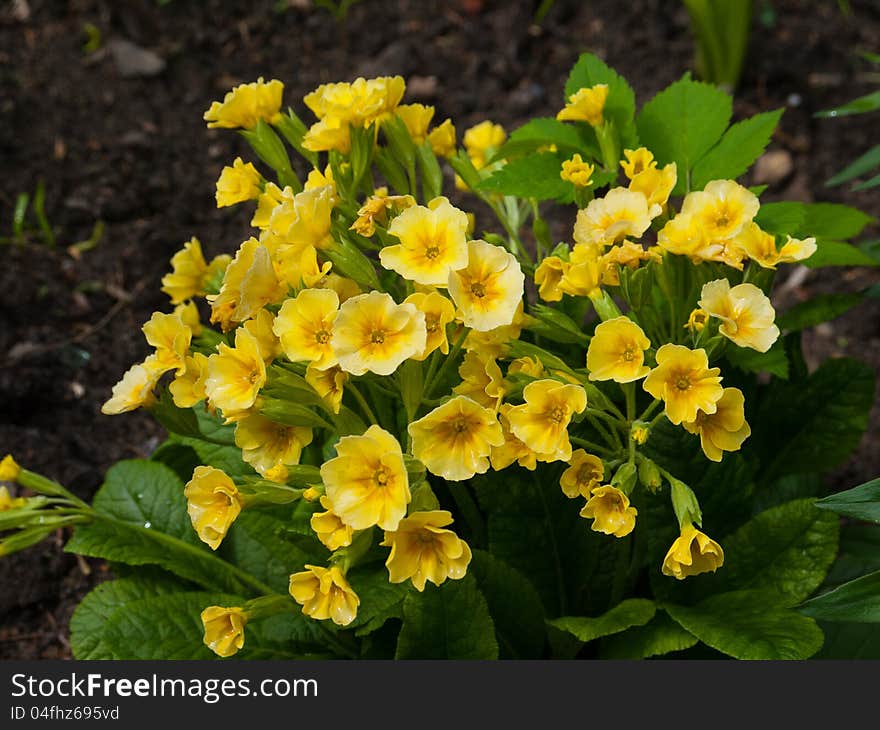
[
  {"x1": 184, "y1": 466, "x2": 243, "y2": 550},
  {"x1": 579, "y1": 485, "x2": 637, "y2": 538},
  {"x1": 0, "y1": 455, "x2": 22, "y2": 483},
  {"x1": 662, "y1": 524, "x2": 724, "y2": 580},
  {"x1": 201, "y1": 606, "x2": 248, "y2": 657}
]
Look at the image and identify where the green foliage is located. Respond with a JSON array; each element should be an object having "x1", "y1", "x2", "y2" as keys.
[
  {"x1": 564, "y1": 53, "x2": 638, "y2": 148},
  {"x1": 478, "y1": 152, "x2": 574, "y2": 203},
  {"x1": 549, "y1": 599, "x2": 656, "y2": 643},
  {"x1": 799, "y1": 571, "x2": 880, "y2": 623},
  {"x1": 682, "y1": 0, "x2": 753, "y2": 90},
  {"x1": 599, "y1": 611, "x2": 699, "y2": 659},
  {"x1": 816, "y1": 477, "x2": 880, "y2": 524}
]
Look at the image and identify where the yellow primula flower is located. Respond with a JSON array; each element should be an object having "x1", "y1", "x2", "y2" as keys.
[
  {"x1": 681, "y1": 179, "x2": 759, "y2": 243},
  {"x1": 733, "y1": 222, "x2": 817, "y2": 269},
  {"x1": 682, "y1": 387, "x2": 751, "y2": 462},
  {"x1": 313, "y1": 272, "x2": 362, "y2": 304},
  {"x1": 234, "y1": 413, "x2": 313, "y2": 482},
  {"x1": 310, "y1": 496, "x2": 353, "y2": 551},
  {"x1": 685, "y1": 308, "x2": 709, "y2": 333},
  {"x1": 101, "y1": 355, "x2": 164, "y2": 415},
  {"x1": 629, "y1": 161, "x2": 677, "y2": 208},
  {"x1": 508, "y1": 356, "x2": 545, "y2": 379},
  {"x1": 204, "y1": 77, "x2": 284, "y2": 130},
  {"x1": 304, "y1": 76, "x2": 405, "y2": 128},
  {"x1": 161, "y1": 237, "x2": 209, "y2": 305},
  {"x1": 251, "y1": 182, "x2": 291, "y2": 230},
  {"x1": 331, "y1": 291, "x2": 426, "y2": 376},
  {"x1": 174, "y1": 300, "x2": 202, "y2": 337},
  {"x1": 381, "y1": 197, "x2": 470, "y2": 286},
  {"x1": 699, "y1": 279, "x2": 780, "y2": 353},
  {"x1": 574, "y1": 187, "x2": 662, "y2": 248},
  {"x1": 305, "y1": 364, "x2": 347, "y2": 414},
  {"x1": 268, "y1": 237, "x2": 331, "y2": 291},
  {"x1": 304, "y1": 165, "x2": 337, "y2": 195},
  {"x1": 560, "y1": 153, "x2": 594, "y2": 188},
  {"x1": 215, "y1": 157, "x2": 262, "y2": 208},
  {"x1": 404, "y1": 291, "x2": 455, "y2": 360},
  {"x1": 643, "y1": 344, "x2": 723, "y2": 425},
  {"x1": 556, "y1": 84, "x2": 609, "y2": 126},
  {"x1": 0, "y1": 485, "x2": 26, "y2": 511},
  {"x1": 453, "y1": 350, "x2": 506, "y2": 410},
  {"x1": 559, "y1": 449, "x2": 605, "y2": 499},
  {"x1": 777, "y1": 235, "x2": 818, "y2": 265},
  {"x1": 204, "y1": 327, "x2": 267, "y2": 418},
  {"x1": 461, "y1": 299, "x2": 526, "y2": 358},
  {"x1": 448, "y1": 239, "x2": 524, "y2": 332},
  {"x1": 302, "y1": 116, "x2": 351, "y2": 154},
  {"x1": 586, "y1": 316, "x2": 651, "y2": 383},
  {"x1": 489, "y1": 406, "x2": 538, "y2": 471},
  {"x1": 350, "y1": 190, "x2": 416, "y2": 237},
  {"x1": 580, "y1": 485, "x2": 637, "y2": 538},
  {"x1": 662, "y1": 523, "x2": 724, "y2": 580},
  {"x1": 321, "y1": 425, "x2": 410, "y2": 531},
  {"x1": 266, "y1": 184, "x2": 335, "y2": 251},
  {"x1": 142, "y1": 311, "x2": 192, "y2": 376},
  {"x1": 242, "y1": 308, "x2": 283, "y2": 362},
  {"x1": 558, "y1": 243, "x2": 603, "y2": 298},
  {"x1": 408, "y1": 396, "x2": 504, "y2": 481},
  {"x1": 184, "y1": 466, "x2": 243, "y2": 550},
  {"x1": 599, "y1": 240, "x2": 658, "y2": 286},
  {"x1": 201, "y1": 606, "x2": 248, "y2": 658},
  {"x1": 534, "y1": 255, "x2": 567, "y2": 302},
  {"x1": 428, "y1": 118, "x2": 457, "y2": 158},
  {"x1": 273, "y1": 288, "x2": 339, "y2": 370},
  {"x1": 395, "y1": 103, "x2": 434, "y2": 144},
  {"x1": 169, "y1": 352, "x2": 209, "y2": 408},
  {"x1": 506, "y1": 379, "x2": 587, "y2": 462},
  {"x1": 463, "y1": 120, "x2": 507, "y2": 170},
  {"x1": 620, "y1": 148, "x2": 657, "y2": 179},
  {"x1": 0, "y1": 455, "x2": 21, "y2": 483},
  {"x1": 288, "y1": 565, "x2": 360, "y2": 626},
  {"x1": 381, "y1": 510, "x2": 472, "y2": 592}
]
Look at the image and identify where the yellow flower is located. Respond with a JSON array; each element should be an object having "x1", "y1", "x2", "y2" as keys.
[
  {"x1": 685, "y1": 308, "x2": 709, "y2": 333},
  {"x1": 305, "y1": 165, "x2": 337, "y2": 194},
  {"x1": 242, "y1": 308, "x2": 283, "y2": 362},
  {"x1": 448, "y1": 239, "x2": 524, "y2": 332},
  {"x1": 586, "y1": 316, "x2": 651, "y2": 383},
  {"x1": 574, "y1": 187, "x2": 661, "y2": 248},
  {"x1": 321, "y1": 425, "x2": 409, "y2": 530},
  {"x1": 682, "y1": 387, "x2": 751, "y2": 462},
  {"x1": 395, "y1": 103, "x2": 434, "y2": 144},
  {"x1": 699, "y1": 279, "x2": 780, "y2": 352},
  {"x1": 428, "y1": 118, "x2": 457, "y2": 158},
  {"x1": 305, "y1": 364, "x2": 347, "y2": 414},
  {"x1": 184, "y1": 466, "x2": 243, "y2": 550},
  {"x1": 161, "y1": 237, "x2": 209, "y2": 304},
  {"x1": 201, "y1": 606, "x2": 248, "y2": 658},
  {"x1": 101, "y1": 355, "x2": 164, "y2": 415},
  {"x1": 508, "y1": 356, "x2": 545, "y2": 379},
  {"x1": 234, "y1": 413, "x2": 313, "y2": 481},
  {"x1": 304, "y1": 76, "x2": 406, "y2": 127},
  {"x1": 273, "y1": 288, "x2": 339, "y2": 370},
  {"x1": 215, "y1": 157, "x2": 262, "y2": 208},
  {"x1": 310, "y1": 496, "x2": 353, "y2": 551},
  {"x1": 313, "y1": 272, "x2": 362, "y2": 304},
  {"x1": 205, "y1": 328, "x2": 267, "y2": 418},
  {"x1": 560, "y1": 154, "x2": 594, "y2": 187},
  {"x1": 408, "y1": 396, "x2": 504, "y2": 481},
  {"x1": 643, "y1": 344, "x2": 723, "y2": 425},
  {"x1": 266, "y1": 184, "x2": 336, "y2": 251},
  {"x1": 556, "y1": 84, "x2": 609, "y2": 126},
  {"x1": 268, "y1": 238, "x2": 331, "y2": 291},
  {"x1": 381, "y1": 510, "x2": 472, "y2": 591},
  {"x1": 579, "y1": 485, "x2": 637, "y2": 537},
  {"x1": 381, "y1": 197, "x2": 470, "y2": 286},
  {"x1": 662, "y1": 523, "x2": 724, "y2": 580},
  {"x1": 288, "y1": 565, "x2": 359, "y2": 626},
  {"x1": 302, "y1": 116, "x2": 351, "y2": 154},
  {"x1": 453, "y1": 350, "x2": 506, "y2": 410},
  {"x1": 404, "y1": 291, "x2": 455, "y2": 360},
  {"x1": 0, "y1": 485, "x2": 26, "y2": 511},
  {"x1": 629, "y1": 162, "x2": 677, "y2": 208},
  {"x1": 331, "y1": 292, "x2": 426, "y2": 376},
  {"x1": 461, "y1": 300, "x2": 526, "y2": 358},
  {"x1": 559, "y1": 449, "x2": 604, "y2": 499},
  {"x1": 0, "y1": 455, "x2": 21, "y2": 483},
  {"x1": 204, "y1": 77, "x2": 284, "y2": 129},
  {"x1": 631, "y1": 424, "x2": 649, "y2": 445},
  {"x1": 350, "y1": 190, "x2": 416, "y2": 237},
  {"x1": 534, "y1": 256, "x2": 567, "y2": 302},
  {"x1": 251, "y1": 182, "x2": 290, "y2": 229},
  {"x1": 174, "y1": 300, "x2": 203, "y2": 337},
  {"x1": 169, "y1": 352, "x2": 209, "y2": 408},
  {"x1": 681, "y1": 179, "x2": 759, "y2": 243},
  {"x1": 733, "y1": 222, "x2": 817, "y2": 269},
  {"x1": 777, "y1": 235, "x2": 817, "y2": 265},
  {"x1": 142, "y1": 311, "x2": 192, "y2": 376},
  {"x1": 489, "y1": 406, "x2": 538, "y2": 471},
  {"x1": 599, "y1": 240, "x2": 657, "y2": 286},
  {"x1": 506, "y1": 379, "x2": 587, "y2": 462},
  {"x1": 620, "y1": 148, "x2": 657, "y2": 179},
  {"x1": 558, "y1": 243, "x2": 603, "y2": 298},
  {"x1": 463, "y1": 120, "x2": 507, "y2": 170}
]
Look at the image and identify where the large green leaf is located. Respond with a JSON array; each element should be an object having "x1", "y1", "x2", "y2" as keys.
[
  {"x1": 804, "y1": 241, "x2": 878, "y2": 268},
  {"x1": 800, "y1": 202, "x2": 875, "y2": 240},
  {"x1": 823, "y1": 525, "x2": 880, "y2": 590},
  {"x1": 493, "y1": 117, "x2": 597, "y2": 161},
  {"x1": 346, "y1": 564, "x2": 411, "y2": 637},
  {"x1": 665, "y1": 590, "x2": 825, "y2": 659},
  {"x1": 816, "y1": 622, "x2": 880, "y2": 658},
  {"x1": 549, "y1": 599, "x2": 656, "y2": 643},
  {"x1": 777, "y1": 293, "x2": 864, "y2": 332},
  {"x1": 755, "y1": 201, "x2": 806, "y2": 236},
  {"x1": 564, "y1": 53, "x2": 637, "y2": 146},
  {"x1": 799, "y1": 571, "x2": 880, "y2": 623},
  {"x1": 724, "y1": 339, "x2": 789, "y2": 379},
  {"x1": 691, "y1": 109, "x2": 783, "y2": 189},
  {"x1": 471, "y1": 550, "x2": 547, "y2": 658},
  {"x1": 599, "y1": 611, "x2": 698, "y2": 659},
  {"x1": 816, "y1": 477, "x2": 880, "y2": 523},
  {"x1": 477, "y1": 152, "x2": 574, "y2": 202},
  {"x1": 395, "y1": 574, "x2": 498, "y2": 659},
  {"x1": 636, "y1": 75, "x2": 732, "y2": 194}
]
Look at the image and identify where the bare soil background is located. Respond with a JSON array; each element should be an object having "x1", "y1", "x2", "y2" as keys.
[{"x1": 1, "y1": 0, "x2": 878, "y2": 659}]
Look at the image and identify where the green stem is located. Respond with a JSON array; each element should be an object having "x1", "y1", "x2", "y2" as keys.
[
  {"x1": 570, "y1": 436, "x2": 616, "y2": 457},
  {"x1": 638, "y1": 398, "x2": 661, "y2": 423},
  {"x1": 424, "y1": 328, "x2": 467, "y2": 400},
  {"x1": 585, "y1": 415, "x2": 620, "y2": 450},
  {"x1": 346, "y1": 382, "x2": 378, "y2": 425}
]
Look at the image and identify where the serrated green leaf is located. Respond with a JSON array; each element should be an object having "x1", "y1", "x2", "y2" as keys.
[
  {"x1": 754, "y1": 201, "x2": 806, "y2": 236},
  {"x1": 816, "y1": 477, "x2": 880, "y2": 523},
  {"x1": 724, "y1": 338, "x2": 789, "y2": 378},
  {"x1": 691, "y1": 110, "x2": 783, "y2": 189},
  {"x1": 826, "y1": 144, "x2": 880, "y2": 188},
  {"x1": 549, "y1": 599, "x2": 656, "y2": 644},
  {"x1": 477, "y1": 152, "x2": 574, "y2": 202},
  {"x1": 777, "y1": 292, "x2": 863, "y2": 331},
  {"x1": 395, "y1": 574, "x2": 498, "y2": 659},
  {"x1": 799, "y1": 571, "x2": 880, "y2": 622},
  {"x1": 636, "y1": 75, "x2": 732, "y2": 194},
  {"x1": 471, "y1": 550, "x2": 546, "y2": 658},
  {"x1": 599, "y1": 610, "x2": 698, "y2": 659},
  {"x1": 804, "y1": 240, "x2": 878, "y2": 268},
  {"x1": 665, "y1": 589, "x2": 825, "y2": 659}
]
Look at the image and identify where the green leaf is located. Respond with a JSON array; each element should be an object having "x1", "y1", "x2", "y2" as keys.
[
  {"x1": 823, "y1": 525, "x2": 880, "y2": 590},
  {"x1": 815, "y1": 89, "x2": 880, "y2": 118},
  {"x1": 801, "y1": 203, "x2": 875, "y2": 240},
  {"x1": 803, "y1": 240, "x2": 878, "y2": 268},
  {"x1": 599, "y1": 610, "x2": 698, "y2": 659},
  {"x1": 799, "y1": 571, "x2": 880, "y2": 623},
  {"x1": 826, "y1": 144, "x2": 880, "y2": 188},
  {"x1": 493, "y1": 117, "x2": 596, "y2": 161},
  {"x1": 816, "y1": 477, "x2": 880, "y2": 523},
  {"x1": 755, "y1": 201, "x2": 806, "y2": 236},
  {"x1": 477, "y1": 152, "x2": 574, "y2": 202},
  {"x1": 816, "y1": 622, "x2": 880, "y2": 658},
  {"x1": 636, "y1": 75, "x2": 732, "y2": 194},
  {"x1": 173, "y1": 436, "x2": 252, "y2": 477},
  {"x1": 564, "y1": 53, "x2": 637, "y2": 141},
  {"x1": 724, "y1": 339, "x2": 789, "y2": 378},
  {"x1": 750, "y1": 358, "x2": 875, "y2": 483},
  {"x1": 471, "y1": 550, "x2": 547, "y2": 659},
  {"x1": 347, "y1": 565, "x2": 411, "y2": 637},
  {"x1": 853, "y1": 172, "x2": 880, "y2": 191},
  {"x1": 549, "y1": 599, "x2": 656, "y2": 643},
  {"x1": 665, "y1": 590, "x2": 825, "y2": 659},
  {"x1": 691, "y1": 109, "x2": 783, "y2": 189},
  {"x1": 777, "y1": 292, "x2": 863, "y2": 331},
  {"x1": 395, "y1": 574, "x2": 498, "y2": 659}
]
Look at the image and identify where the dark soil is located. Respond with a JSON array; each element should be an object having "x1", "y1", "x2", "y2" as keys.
[{"x1": 1, "y1": 0, "x2": 879, "y2": 659}]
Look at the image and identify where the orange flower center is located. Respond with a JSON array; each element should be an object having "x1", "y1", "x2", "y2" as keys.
[
  {"x1": 470, "y1": 282, "x2": 486, "y2": 298},
  {"x1": 315, "y1": 329, "x2": 330, "y2": 344},
  {"x1": 452, "y1": 417, "x2": 469, "y2": 434},
  {"x1": 370, "y1": 330, "x2": 386, "y2": 344}
]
